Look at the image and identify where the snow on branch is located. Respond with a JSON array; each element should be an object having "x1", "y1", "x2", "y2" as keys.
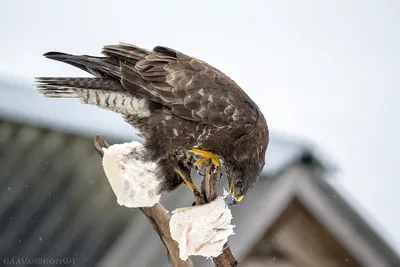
[
  {"x1": 94, "y1": 135, "x2": 238, "y2": 267},
  {"x1": 170, "y1": 197, "x2": 234, "y2": 260},
  {"x1": 101, "y1": 141, "x2": 161, "y2": 208}
]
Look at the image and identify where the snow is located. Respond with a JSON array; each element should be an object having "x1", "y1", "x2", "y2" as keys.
[
  {"x1": 169, "y1": 197, "x2": 235, "y2": 260},
  {"x1": 101, "y1": 141, "x2": 161, "y2": 208}
]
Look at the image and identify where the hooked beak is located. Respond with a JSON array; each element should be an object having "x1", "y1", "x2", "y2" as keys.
[{"x1": 229, "y1": 183, "x2": 244, "y2": 206}]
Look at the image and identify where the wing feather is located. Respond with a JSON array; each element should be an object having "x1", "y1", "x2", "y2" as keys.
[{"x1": 107, "y1": 44, "x2": 260, "y2": 126}]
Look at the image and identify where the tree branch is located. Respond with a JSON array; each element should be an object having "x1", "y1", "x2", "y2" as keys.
[
  {"x1": 202, "y1": 164, "x2": 238, "y2": 267},
  {"x1": 94, "y1": 135, "x2": 193, "y2": 267},
  {"x1": 94, "y1": 135, "x2": 237, "y2": 267}
]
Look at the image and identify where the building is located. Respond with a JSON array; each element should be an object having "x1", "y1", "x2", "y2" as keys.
[{"x1": 1, "y1": 79, "x2": 399, "y2": 267}]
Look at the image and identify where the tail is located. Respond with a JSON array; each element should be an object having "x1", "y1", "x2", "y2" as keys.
[
  {"x1": 35, "y1": 44, "x2": 153, "y2": 116},
  {"x1": 35, "y1": 77, "x2": 150, "y2": 117},
  {"x1": 36, "y1": 77, "x2": 123, "y2": 96},
  {"x1": 42, "y1": 52, "x2": 121, "y2": 78}
]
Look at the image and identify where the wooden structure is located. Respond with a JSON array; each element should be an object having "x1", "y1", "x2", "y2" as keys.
[{"x1": 239, "y1": 165, "x2": 399, "y2": 267}]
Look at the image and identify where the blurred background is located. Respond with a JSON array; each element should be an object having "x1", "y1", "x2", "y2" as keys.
[{"x1": 0, "y1": 1, "x2": 399, "y2": 266}]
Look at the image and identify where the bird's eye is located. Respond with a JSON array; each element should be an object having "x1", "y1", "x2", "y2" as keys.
[{"x1": 236, "y1": 180, "x2": 243, "y2": 188}]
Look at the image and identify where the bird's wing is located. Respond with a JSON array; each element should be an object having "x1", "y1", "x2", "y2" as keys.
[{"x1": 103, "y1": 44, "x2": 260, "y2": 126}]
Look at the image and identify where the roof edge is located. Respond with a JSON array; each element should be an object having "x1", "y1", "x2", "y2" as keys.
[{"x1": 235, "y1": 165, "x2": 400, "y2": 266}]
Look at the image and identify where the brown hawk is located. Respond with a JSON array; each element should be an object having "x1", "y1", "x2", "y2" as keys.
[{"x1": 35, "y1": 43, "x2": 269, "y2": 204}]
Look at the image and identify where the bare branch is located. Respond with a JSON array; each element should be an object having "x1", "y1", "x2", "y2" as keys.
[
  {"x1": 94, "y1": 135, "x2": 194, "y2": 267},
  {"x1": 202, "y1": 164, "x2": 238, "y2": 267},
  {"x1": 140, "y1": 204, "x2": 194, "y2": 267}
]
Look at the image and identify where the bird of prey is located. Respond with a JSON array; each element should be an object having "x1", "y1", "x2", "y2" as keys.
[{"x1": 35, "y1": 43, "x2": 269, "y2": 204}]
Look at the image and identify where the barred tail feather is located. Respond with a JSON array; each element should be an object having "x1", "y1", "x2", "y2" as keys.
[
  {"x1": 35, "y1": 77, "x2": 151, "y2": 117},
  {"x1": 38, "y1": 87, "x2": 79, "y2": 98},
  {"x1": 36, "y1": 77, "x2": 123, "y2": 91}
]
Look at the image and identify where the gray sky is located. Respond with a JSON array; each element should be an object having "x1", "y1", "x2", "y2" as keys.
[{"x1": 1, "y1": 0, "x2": 399, "y2": 252}]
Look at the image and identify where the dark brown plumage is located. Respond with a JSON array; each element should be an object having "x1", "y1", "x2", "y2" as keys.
[{"x1": 35, "y1": 43, "x2": 269, "y2": 202}]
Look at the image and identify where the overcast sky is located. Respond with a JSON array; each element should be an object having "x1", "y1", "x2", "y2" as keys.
[{"x1": 1, "y1": 0, "x2": 399, "y2": 253}]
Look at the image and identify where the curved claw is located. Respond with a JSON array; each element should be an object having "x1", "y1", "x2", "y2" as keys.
[
  {"x1": 195, "y1": 166, "x2": 205, "y2": 176},
  {"x1": 189, "y1": 148, "x2": 222, "y2": 176},
  {"x1": 229, "y1": 199, "x2": 238, "y2": 206}
]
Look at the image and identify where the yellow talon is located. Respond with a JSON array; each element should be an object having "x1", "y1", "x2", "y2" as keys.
[
  {"x1": 189, "y1": 148, "x2": 222, "y2": 175},
  {"x1": 195, "y1": 157, "x2": 209, "y2": 169}
]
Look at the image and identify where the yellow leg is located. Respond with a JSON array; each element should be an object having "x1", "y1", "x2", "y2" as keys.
[
  {"x1": 174, "y1": 168, "x2": 200, "y2": 193},
  {"x1": 188, "y1": 148, "x2": 223, "y2": 175}
]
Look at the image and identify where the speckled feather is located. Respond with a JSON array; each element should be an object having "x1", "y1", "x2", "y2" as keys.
[{"x1": 35, "y1": 43, "x2": 269, "y2": 196}]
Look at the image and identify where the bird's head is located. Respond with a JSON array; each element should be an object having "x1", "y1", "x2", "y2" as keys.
[
  {"x1": 226, "y1": 158, "x2": 265, "y2": 205},
  {"x1": 225, "y1": 119, "x2": 269, "y2": 205}
]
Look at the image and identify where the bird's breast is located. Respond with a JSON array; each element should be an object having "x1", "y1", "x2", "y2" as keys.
[{"x1": 172, "y1": 149, "x2": 198, "y2": 169}]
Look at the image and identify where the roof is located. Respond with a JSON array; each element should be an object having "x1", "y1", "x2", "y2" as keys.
[
  {"x1": 0, "y1": 120, "x2": 133, "y2": 267},
  {"x1": 228, "y1": 164, "x2": 400, "y2": 267}
]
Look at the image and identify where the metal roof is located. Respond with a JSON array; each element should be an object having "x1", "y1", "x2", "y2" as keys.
[{"x1": 0, "y1": 120, "x2": 134, "y2": 266}]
